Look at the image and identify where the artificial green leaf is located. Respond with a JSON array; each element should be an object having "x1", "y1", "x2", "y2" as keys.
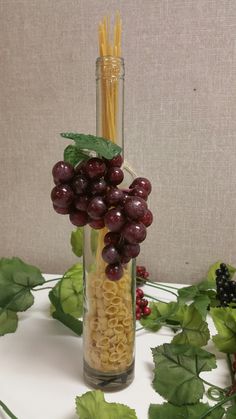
[
  {"x1": 192, "y1": 294, "x2": 211, "y2": 319},
  {"x1": 178, "y1": 285, "x2": 199, "y2": 303},
  {"x1": 75, "y1": 390, "x2": 137, "y2": 419},
  {"x1": 172, "y1": 304, "x2": 210, "y2": 347},
  {"x1": 61, "y1": 133, "x2": 122, "y2": 160},
  {"x1": 49, "y1": 288, "x2": 83, "y2": 336},
  {"x1": 0, "y1": 310, "x2": 18, "y2": 336},
  {"x1": 211, "y1": 307, "x2": 236, "y2": 353},
  {"x1": 139, "y1": 302, "x2": 168, "y2": 332},
  {"x1": 178, "y1": 283, "x2": 214, "y2": 318},
  {"x1": 71, "y1": 228, "x2": 83, "y2": 257},
  {"x1": 148, "y1": 402, "x2": 224, "y2": 419},
  {"x1": 151, "y1": 343, "x2": 216, "y2": 405},
  {"x1": 64, "y1": 144, "x2": 89, "y2": 166},
  {"x1": 51, "y1": 263, "x2": 83, "y2": 317},
  {"x1": 225, "y1": 405, "x2": 236, "y2": 419}
]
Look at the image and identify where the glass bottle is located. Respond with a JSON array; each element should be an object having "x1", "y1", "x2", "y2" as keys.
[{"x1": 83, "y1": 56, "x2": 136, "y2": 390}]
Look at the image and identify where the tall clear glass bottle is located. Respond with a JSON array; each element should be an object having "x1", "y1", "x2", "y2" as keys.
[{"x1": 83, "y1": 56, "x2": 136, "y2": 390}]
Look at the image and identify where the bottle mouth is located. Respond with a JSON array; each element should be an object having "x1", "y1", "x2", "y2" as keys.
[{"x1": 96, "y1": 56, "x2": 125, "y2": 80}]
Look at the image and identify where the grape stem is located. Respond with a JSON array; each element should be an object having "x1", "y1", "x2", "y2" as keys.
[
  {"x1": 144, "y1": 293, "x2": 167, "y2": 303},
  {"x1": 0, "y1": 400, "x2": 18, "y2": 419},
  {"x1": 200, "y1": 378, "x2": 226, "y2": 394},
  {"x1": 199, "y1": 393, "x2": 236, "y2": 418},
  {"x1": 138, "y1": 279, "x2": 178, "y2": 297},
  {"x1": 33, "y1": 287, "x2": 53, "y2": 291},
  {"x1": 227, "y1": 353, "x2": 235, "y2": 385}
]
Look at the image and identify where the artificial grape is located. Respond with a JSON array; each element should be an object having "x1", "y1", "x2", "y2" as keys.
[
  {"x1": 136, "y1": 312, "x2": 141, "y2": 321},
  {"x1": 139, "y1": 299, "x2": 148, "y2": 308},
  {"x1": 124, "y1": 196, "x2": 147, "y2": 221},
  {"x1": 142, "y1": 306, "x2": 151, "y2": 316},
  {"x1": 51, "y1": 184, "x2": 74, "y2": 208},
  {"x1": 140, "y1": 209, "x2": 153, "y2": 227},
  {"x1": 72, "y1": 175, "x2": 89, "y2": 195},
  {"x1": 74, "y1": 195, "x2": 90, "y2": 211},
  {"x1": 102, "y1": 244, "x2": 120, "y2": 264},
  {"x1": 216, "y1": 269, "x2": 223, "y2": 277},
  {"x1": 130, "y1": 177, "x2": 152, "y2": 195},
  {"x1": 87, "y1": 196, "x2": 107, "y2": 220},
  {"x1": 52, "y1": 161, "x2": 75, "y2": 184},
  {"x1": 105, "y1": 154, "x2": 123, "y2": 168},
  {"x1": 104, "y1": 208, "x2": 125, "y2": 232},
  {"x1": 69, "y1": 210, "x2": 88, "y2": 227},
  {"x1": 106, "y1": 187, "x2": 124, "y2": 206},
  {"x1": 84, "y1": 157, "x2": 106, "y2": 179},
  {"x1": 90, "y1": 178, "x2": 107, "y2": 196},
  {"x1": 130, "y1": 186, "x2": 148, "y2": 201},
  {"x1": 136, "y1": 288, "x2": 144, "y2": 298},
  {"x1": 53, "y1": 204, "x2": 71, "y2": 214},
  {"x1": 104, "y1": 232, "x2": 121, "y2": 246},
  {"x1": 136, "y1": 298, "x2": 142, "y2": 307},
  {"x1": 105, "y1": 263, "x2": 123, "y2": 281},
  {"x1": 122, "y1": 221, "x2": 147, "y2": 244},
  {"x1": 89, "y1": 218, "x2": 105, "y2": 229},
  {"x1": 122, "y1": 243, "x2": 140, "y2": 259},
  {"x1": 220, "y1": 263, "x2": 227, "y2": 271},
  {"x1": 105, "y1": 167, "x2": 124, "y2": 185},
  {"x1": 120, "y1": 255, "x2": 131, "y2": 264}
]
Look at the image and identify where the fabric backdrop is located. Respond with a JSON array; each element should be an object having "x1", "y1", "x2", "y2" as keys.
[{"x1": 1, "y1": 0, "x2": 236, "y2": 283}]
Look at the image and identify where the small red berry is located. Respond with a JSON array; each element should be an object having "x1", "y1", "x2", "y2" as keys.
[
  {"x1": 136, "y1": 288, "x2": 144, "y2": 298},
  {"x1": 142, "y1": 306, "x2": 151, "y2": 316},
  {"x1": 136, "y1": 298, "x2": 142, "y2": 307},
  {"x1": 136, "y1": 306, "x2": 141, "y2": 314},
  {"x1": 136, "y1": 312, "x2": 141, "y2": 321},
  {"x1": 140, "y1": 299, "x2": 148, "y2": 308}
]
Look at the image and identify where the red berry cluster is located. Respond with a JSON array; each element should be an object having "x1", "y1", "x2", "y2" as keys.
[
  {"x1": 136, "y1": 288, "x2": 151, "y2": 320},
  {"x1": 51, "y1": 156, "x2": 153, "y2": 281},
  {"x1": 136, "y1": 265, "x2": 149, "y2": 280}
]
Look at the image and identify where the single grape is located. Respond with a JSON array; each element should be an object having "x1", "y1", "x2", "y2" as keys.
[
  {"x1": 89, "y1": 218, "x2": 105, "y2": 229},
  {"x1": 142, "y1": 306, "x2": 151, "y2": 316},
  {"x1": 102, "y1": 244, "x2": 120, "y2": 264},
  {"x1": 130, "y1": 177, "x2": 152, "y2": 195},
  {"x1": 72, "y1": 175, "x2": 89, "y2": 195},
  {"x1": 84, "y1": 157, "x2": 106, "y2": 179},
  {"x1": 74, "y1": 195, "x2": 90, "y2": 211},
  {"x1": 130, "y1": 186, "x2": 148, "y2": 201},
  {"x1": 122, "y1": 221, "x2": 147, "y2": 244},
  {"x1": 124, "y1": 196, "x2": 147, "y2": 221},
  {"x1": 87, "y1": 196, "x2": 107, "y2": 219},
  {"x1": 105, "y1": 263, "x2": 123, "y2": 281},
  {"x1": 89, "y1": 178, "x2": 107, "y2": 195},
  {"x1": 122, "y1": 243, "x2": 140, "y2": 258},
  {"x1": 69, "y1": 210, "x2": 88, "y2": 227},
  {"x1": 104, "y1": 232, "x2": 121, "y2": 246},
  {"x1": 104, "y1": 208, "x2": 125, "y2": 232},
  {"x1": 106, "y1": 187, "x2": 124, "y2": 206},
  {"x1": 105, "y1": 167, "x2": 124, "y2": 185},
  {"x1": 52, "y1": 161, "x2": 75, "y2": 184},
  {"x1": 120, "y1": 255, "x2": 131, "y2": 264},
  {"x1": 105, "y1": 154, "x2": 123, "y2": 168},
  {"x1": 53, "y1": 204, "x2": 71, "y2": 214},
  {"x1": 140, "y1": 209, "x2": 153, "y2": 227},
  {"x1": 51, "y1": 184, "x2": 74, "y2": 208}
]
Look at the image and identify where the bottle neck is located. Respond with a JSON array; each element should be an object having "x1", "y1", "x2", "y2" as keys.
[{"x1": 96, "y1": 56, "x2": 125, "y2": 157}]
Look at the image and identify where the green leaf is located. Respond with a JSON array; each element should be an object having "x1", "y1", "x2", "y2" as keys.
[
  {"x1": 0, "y1": 310, "x2": 18, "y2": 336},
  {"x1": 178, "y1": 285, "x2": 199, "y2": 303},
  {"x1": 51, "y1": 263, "x2": 83, "y2": 317},
  {"x1": 172, "y1": 304, "x2": 210, "y2": 347},
  {"x1": 64, "y1": 144, "x2": 89, "y2": 167},
  {"x1": 75, "y1": 390, "x2": 137, "y2": 419},
  {"x1": 140, "y1": 301, "x2": 181, "y2": 331},
  {"x1": 61, "y1": 133, "x2": 122, "y2": 160},
  {"x1": 193, "y1": 294, "x2": 211, "y2": 319},
  {"x1": 49, "y1": 288, "x2": 83, "y2": 336},
  {"x1": 151, "y1": 343, "x2": 216, "y2": 405},
  {"x1": 211, "y1": 307, "x2": 236, "y2": 353},
  {"x1": 148, "y1": 402, "x2": 224, "y2": 419},
  {"x1": 225, "y1": 405, "x2": 236, "y2": 419},
  {"x1": 71, "y1": 228, "x2": 84, "y2": 257}
]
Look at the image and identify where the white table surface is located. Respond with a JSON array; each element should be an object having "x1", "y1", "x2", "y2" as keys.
[{"x1": 0, "y1": 275, "x2": 230, "y2": 419}]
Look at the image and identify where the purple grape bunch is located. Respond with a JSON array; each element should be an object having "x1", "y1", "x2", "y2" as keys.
[{"x1": 51, "y1": 155, "x2": 153, "y2": 281}]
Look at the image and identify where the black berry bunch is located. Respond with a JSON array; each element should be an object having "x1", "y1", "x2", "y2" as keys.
[
  {"x1": 215, "y1": 263, "x2": 236, "y2": 307},
  {"x1": 51, "y1": 156, "x2": 153, "y2": 281},
  {"x1": 136, "y1": 288, "x2": 151, "y2": 320}
]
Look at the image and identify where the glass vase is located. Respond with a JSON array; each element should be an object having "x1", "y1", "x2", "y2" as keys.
[{"x1": 83, "y1": 56, "x2": 136, "y2": 390}]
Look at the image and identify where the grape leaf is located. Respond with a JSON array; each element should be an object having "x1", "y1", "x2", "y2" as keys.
[
  {"x1": 71, "y1": 228, "x2": 83, "y2": 257},
  {"x1": 61, "y1": 133, "x2": 122, "y2": 159},
  {"x1": 75, "y1": 390, "x2": 137, "y2": 419},
  {"x1": 178, "y1": 283, "x2": 215, "y2": 318},
  {"x1": 151, "y1": 343, "x2": 216, "y2": 405},
  {"x1": 148, "y1": 402, "x2": 224, "y2": 419},
  {"x1": 172, "y1": 304, "x2": 210, "y2": 347},
  {"x1": 51, "y1": 263, "x2": 83, "y2": 318},
  {"x1": 211, "y1": 307, "x2": 236, "y2": 353},
  {"x1": 140, "y1": 301, "x2": 181, "y2": 331},
  {"x1": 0, "y1": 310, "x2": 18, "y2": 336},
  {"x1": 64, "y1": 144, "x2": 89, "y2": 167},
  {"x1": 225, "y1": 405, "x2": 236, "y2": 419}
]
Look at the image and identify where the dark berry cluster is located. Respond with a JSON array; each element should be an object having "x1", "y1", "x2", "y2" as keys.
[
  {"x1": 51, "y1": 156, "x2": 153, "y2": 281},
  {"x1": 216, "y1": 263, "x2": 236, "y2": 307},
  {"x1": 136, "y1": 265, "x2": 149, "y2": 280},
  {"x1": 136, "y1": 288, "x2": 151, "y2": 320}
]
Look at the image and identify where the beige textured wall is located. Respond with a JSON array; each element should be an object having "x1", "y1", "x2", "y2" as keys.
[{"x1": 1, "y1": 0, "x2": 236, "y2": 283}]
